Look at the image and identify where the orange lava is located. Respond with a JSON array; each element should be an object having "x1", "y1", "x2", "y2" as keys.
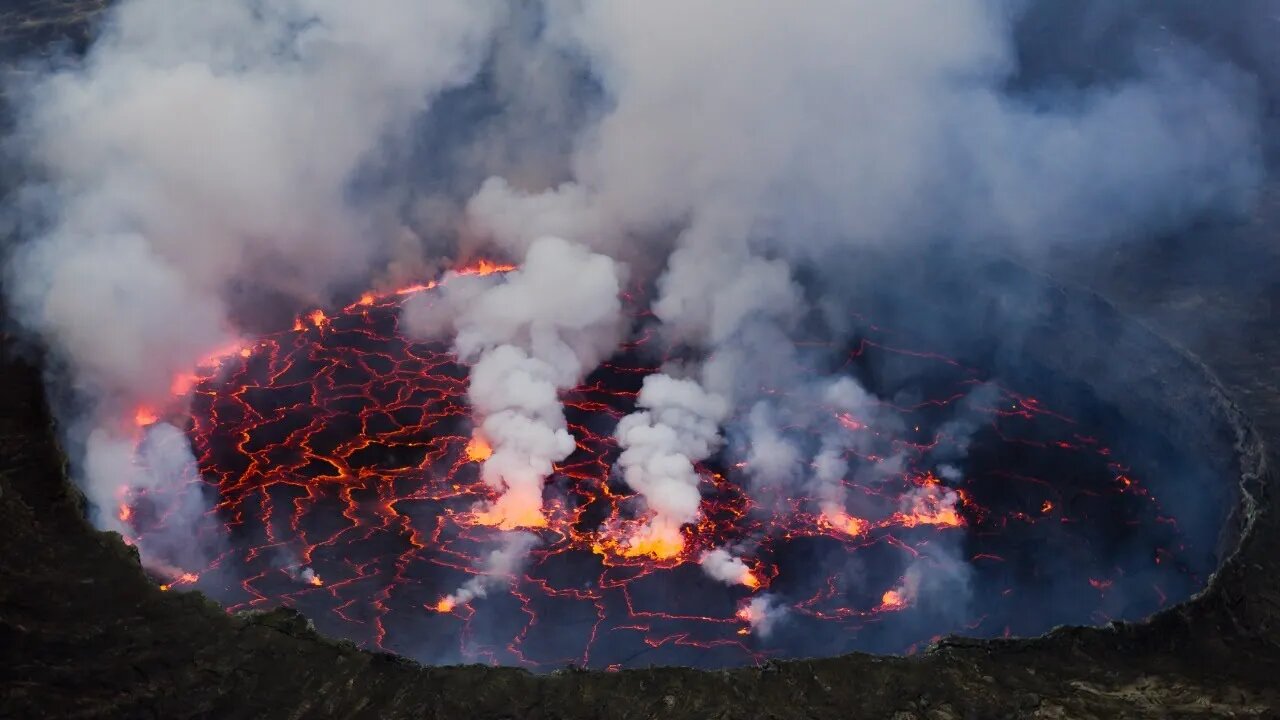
[
  {"x1": 159, "y1": 571, "x2": 199, "y2": 592},
  {"x1": 462, "y1": 259, "x2": 516, "y2": 276},
  {"x1": 896, "y1": 476, "x2": 964, "y2": 528},
  {"x1": 879, "y1": 589, "x2": 907, "y2": 610},
  {"x1": 823, "y1": 510, "x2": 869, "y2": 538},
  {"x1": 464, "y1": 436, "x2": 493, "y2": 463},
  {"x1": 113, "y1": 261, "x2": 1188, "y2": 668},
  {"x1": 471, "y1": 501, "x2": 548, "y2": 530},
  {"x1": 618, "y1": 524, "x2": 686, "y2": 560},
  {"x1": 133, "y1": 407, "x2": 158, "y2": 427}
]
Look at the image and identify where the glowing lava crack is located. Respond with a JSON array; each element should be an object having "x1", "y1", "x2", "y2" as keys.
[{"x1": 117, "y1": 268, "x2": 1201, "y2": 669}]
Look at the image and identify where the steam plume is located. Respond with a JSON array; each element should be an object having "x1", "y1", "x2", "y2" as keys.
[
  {"x1": 613, "y1": 374, "x2": 728, "y2": 557},
  {"x1": 403, "y1": 236, "x2": 623, "y2": 528},
  {"x1": 700, "y1": 547, "x2": 759, "y2": 588},
  {"x1": 437, "y1": 531, "x2": 539, "y2": 611}
]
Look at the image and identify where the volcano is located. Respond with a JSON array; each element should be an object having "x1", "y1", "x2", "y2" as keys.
[{"x1": 116, "y1": 257, "x2": 1228, "y2": 670}]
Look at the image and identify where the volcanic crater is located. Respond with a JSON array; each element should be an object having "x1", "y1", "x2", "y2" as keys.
[{"x1": 115, "y1": 254, "x2": 1242, "y2": 671}]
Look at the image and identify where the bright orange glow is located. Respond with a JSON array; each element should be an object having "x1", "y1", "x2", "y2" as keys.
[
  {"x1": 459, "y1": 258, "x2": 516, "y2": 276},
  {"x1": 898, "y1": 506, "x2": 962, "y2": 528},
  {"x1": 619, "y1": 525, "x2": 685, "y2": 560},
  {"x1": 134, "y1": 407, "x2": 158, "y2": 427},
  {"x1": 1041, "y1": 500, "x2": 1054, "y2": 513},
  {"x1": 118, "y1": 503, "x2": 132, "y2": 523},
  {"x1": 435, "y1": 598, "x2": 455, "y2": 613},
  {"x1": 239, "y1": 347, "x2": 252, "y2": 358},
  {"x1": 308, "y1": 309, "x2": 329, "y2": 329},
  {"x1": 358, "y1": 293, "x2": 375, "y2": 306},
  {"x1": 742, "y1": 572, "x2": 761, "y2": 589},
  {"x1": 880, "y1": 589, "x2": 906, "y2": 609},
  {"x1": 822, "y1": 510, "x2": 868, "y2": 537},
  {"x1": 161, "y1": 572, "x2": 199, "y2": 592},
  {"x1": 896, "y1": 479, "x2": 964, "y2": 528},
  {"x1": 394, "y1": 281, "x2": 438, "y2": 296},
  {"x1": 308, "y1": 574, "x2": 324, "y2": 587},
  {"x1": 472, "y1": 500, "x2": 547, "y2": 531},
  {"x1": 464, "y1": 435, "x2": 492, "y2": 463}
]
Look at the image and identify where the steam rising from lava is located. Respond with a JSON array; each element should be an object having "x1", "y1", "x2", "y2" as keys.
[
  {"x1": 0, "y1": 0, "x2": 1269, "y2": 663},
  {"x1": 402, "y1": 236, "x2": 623, "y2": 530},
  {"x1": 613, "y1": 375, "x2": 729, "y2": 559}
]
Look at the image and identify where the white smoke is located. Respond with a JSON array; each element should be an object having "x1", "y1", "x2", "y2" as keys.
[
  {"x1": 520, "y1": 1, "x2": 1258, "y2": 262},
  {"x1": 90, "y1": 421, "x2": 219, "y2": 572},
  {"x1": 463, "y1": 1, "x2": 1259, "y2": 564},
  {"x1": 439, "y1": 530, "x2": 540, "y2": 609},
  {"x1": 613, "y1": 374, "x2": 729, "y2": 555},
  {"x1": 402, "y1": 236, "x2": 623, "y2": 528},
  {"x1": 738, "y1": 594, "x2": 788, "y2": 639},
  {"x1": 4, "y1": 0, "x2": 506, "y2": 572},
  {"x1": 699, "y1": 547, "x2": 756, "y2": 587}
]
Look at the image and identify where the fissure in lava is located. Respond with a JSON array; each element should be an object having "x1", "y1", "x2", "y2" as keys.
[{"x1": 118, "y1": 270, "x2": 1200, "y2": 669}]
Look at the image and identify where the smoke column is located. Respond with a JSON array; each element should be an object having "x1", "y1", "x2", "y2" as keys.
[
  {"x1": 436, "y1": 531, "x2": 540, "y2": 612},
  {"x1": 402, "y1": 236, "x2": 623, "y2": 530}
]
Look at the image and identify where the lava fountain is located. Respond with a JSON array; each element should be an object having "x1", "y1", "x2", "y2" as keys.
[{"x1": 116, "y1": 260, "x2": 1228, "y2": 670}]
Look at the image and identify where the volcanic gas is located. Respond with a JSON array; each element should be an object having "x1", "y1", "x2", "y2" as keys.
[{"x1": 116, "y1": 267, "x2": 1205, "y2": 670}]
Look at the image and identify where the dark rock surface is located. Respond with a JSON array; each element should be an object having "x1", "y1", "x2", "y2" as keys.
[{"x1": 3, "y1": 2, "x2": 1280, "y2": 718}]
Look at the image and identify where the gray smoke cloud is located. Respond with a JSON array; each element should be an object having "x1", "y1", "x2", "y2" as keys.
[
  {"x1": 462, "y1": 0, "x2": 1263, "y2": 611},
  {"x1": 3, "y1": 0, "x2": 504, "y2": 572}
]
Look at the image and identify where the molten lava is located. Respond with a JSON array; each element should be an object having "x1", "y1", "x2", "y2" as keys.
[
  {"x1": 115, "y1": 267, "x2": 1199, "y2": 669},
  {"x1": 464, "y1": 436, "x2": 492, "y2": 463},
  {"x1": 134, "y1": 407, "x2": 158, "y2": 427},
  {"x1": 618, "y1": 521, "x2": 687, "y2": 560},
  {"x1": 879, "y1": 589, "x2": 907, "y2": 611}
]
